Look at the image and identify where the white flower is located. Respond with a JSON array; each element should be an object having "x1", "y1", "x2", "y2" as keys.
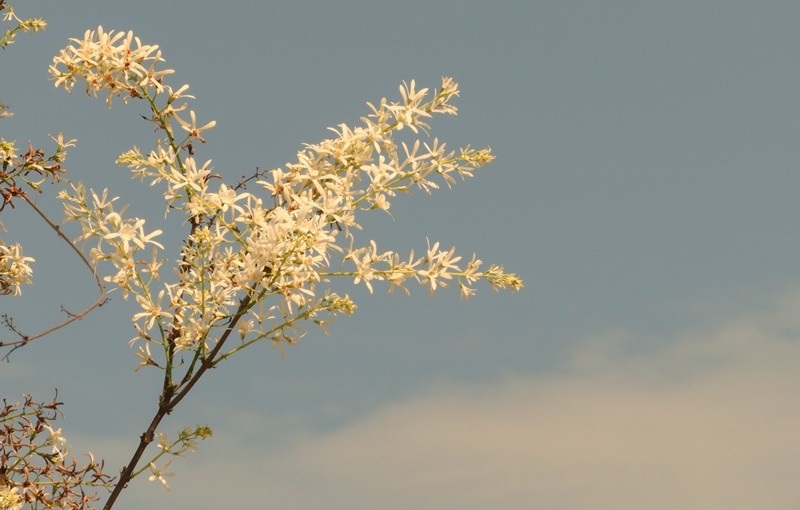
[
  {"x1": 42, "y1": 423, "x2": 68, "y2": 460},
  {"x1": 238, "y1": 319, "x2": 255, "y2": 339},
  {"x1": 0, "y1": 242, "x2": 35, "y2": 296},
  {"x1": 148, "y1": 460, "x2": 174, "y2": 490},
  {"x1": 0, "y1": 484, "x2": 23, "y2": 510},
  {"x1": 133, "y1": 290, "x2": 173, "y2": 331},
  {"x1": 176, "y1": 110, "x2": 216, "y2": 142},
  {"x1": 103, "y1": 215, "x2": 164, "y2": 251}
]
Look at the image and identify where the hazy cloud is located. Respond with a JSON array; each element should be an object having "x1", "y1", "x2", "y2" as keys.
[{"x1": 122, "y1": 292, "x2": 800, "y2": 510}]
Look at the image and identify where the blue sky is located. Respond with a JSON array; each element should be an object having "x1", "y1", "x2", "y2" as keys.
[{"x1": 3, "y1": 1, "x2": 800, "y2": 508}]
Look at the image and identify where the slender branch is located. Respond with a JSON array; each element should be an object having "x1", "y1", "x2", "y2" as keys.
[
  {"x1": 101, "y1": 403, "x2": 169, "y2": 510},
  {"x1": 0, "y1": 195, "x2": 108, "y2": 360}
]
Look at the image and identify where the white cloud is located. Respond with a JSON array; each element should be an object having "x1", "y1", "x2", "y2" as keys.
[{"x1": 123, "y1": 291, "x2": 800, "y2": 510}]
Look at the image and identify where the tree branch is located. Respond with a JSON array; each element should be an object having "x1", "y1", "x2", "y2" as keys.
[{"x1": 1, "y1": 196, "x2": 108, "y2": 360}]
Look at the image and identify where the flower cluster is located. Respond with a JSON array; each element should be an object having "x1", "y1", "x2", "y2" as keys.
[
  {"x1": 0, "y1": 239, "x2": 33, "y2": 296},
  {"x1": 0, "y1": 394, "x2": 114, "y2": 509},
  {"x1": 50, "y1": 27, "x2": 522, "y2": 372},
  {"x1": 0, "y1": 97, "x2": 75, "y2": 299},
  {"x1": 49, "y1": 25, "x2": 174, "y2": 107},
  {"x1": 0, "y1": 134, "x2": 75, "y2": 210},
  {"x1": 59, "y1": 182, "x2": 163, "y2": 301},
  {"x1": 0, "y1": 131, "x2": 76, "y2": 297}
]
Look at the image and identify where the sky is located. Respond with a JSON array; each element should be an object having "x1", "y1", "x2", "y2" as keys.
[{"x1": 2, "y1": 1, "x2": 800, "y2": 508}]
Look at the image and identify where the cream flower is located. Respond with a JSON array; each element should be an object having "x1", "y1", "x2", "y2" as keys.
[
  {"x1": 148, "y1": 461, "x2": 174, "y2": 490},
  {"x1": 0, "y1": 484, "x2": 22, "y2": 510},
  {"x1": 0, "y1": 241, "x2": 35, "y2": 296}
]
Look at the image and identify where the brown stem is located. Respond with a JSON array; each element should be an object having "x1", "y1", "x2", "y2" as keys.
[
  {"x1": 101, "y1": 404, "x2": 169, "y2": 510},
  {"x1": 1, "y1": 196, "x2": 108, "y2": 360}
]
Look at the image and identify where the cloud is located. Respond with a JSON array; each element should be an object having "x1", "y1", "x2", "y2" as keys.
[{"x1": 126, "y1": 291, "x2": 800, "y2": 510}]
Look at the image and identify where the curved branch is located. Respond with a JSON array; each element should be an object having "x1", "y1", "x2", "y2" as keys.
[{"x1": 0, "y1": 195, "x2": 108, "y2": 360}]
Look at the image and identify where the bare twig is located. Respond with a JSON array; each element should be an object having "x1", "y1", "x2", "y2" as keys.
[{"x1": 0, "y1": 196, "x2": 108, "y2": 360}]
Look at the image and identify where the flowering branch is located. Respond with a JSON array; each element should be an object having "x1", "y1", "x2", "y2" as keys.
[
  {"x1": 43, "y1": 22, "x2": 523, "y2": 510},
  {"x1": 0, "y1": 0, "x2": 46, "y2": 49}
]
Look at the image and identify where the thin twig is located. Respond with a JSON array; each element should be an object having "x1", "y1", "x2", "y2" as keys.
[{"x1": 0, "y1": 196, "x2": 108, "y2": 360}]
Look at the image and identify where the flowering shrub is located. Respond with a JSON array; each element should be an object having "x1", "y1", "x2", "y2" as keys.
[{"x1": 2, "y1": 4, "x2": 521, "y2": 509}]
